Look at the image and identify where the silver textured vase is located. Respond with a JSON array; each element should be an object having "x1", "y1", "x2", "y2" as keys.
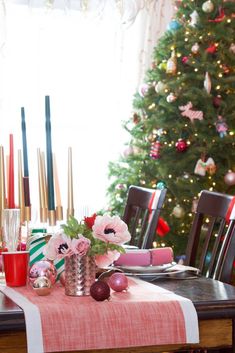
[{"x1": 64, "y1": 255, "x2": 97, "y2": 296}]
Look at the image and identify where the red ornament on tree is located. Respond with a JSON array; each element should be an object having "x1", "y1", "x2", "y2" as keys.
[
  {"x1": 213, "y1": 95, "x2": 222, "y2": 108},
  {"x1": 175, "y1": 139, "x2": 188, "y2": 152},
  {"x1": 206, "y1": 43, "x2": 217, "y2": 54},
  {"x1": 150, "y1": 140, "x2": 161, "y2": 159}
]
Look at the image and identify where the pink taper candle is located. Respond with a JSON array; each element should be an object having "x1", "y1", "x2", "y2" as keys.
[{"x1": 8, "y1": 134, "x2": 15, "y2": 208}]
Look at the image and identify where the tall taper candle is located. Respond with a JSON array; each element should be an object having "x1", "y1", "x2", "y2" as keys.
[
  {"x1": 45, "y1": 96, "x2": 55, "y2": 225},
  {"x1": 67, "y1": 147, "x2": 74, "y2": 219},
  {"x1": 37, "y1": 149, "x2": 47, "y2": 223},
  {"x1": 0, "y1": 146, "x2": 6, "y2": 226},
  {"x1": 21, "y1": 107, "x2": 31, "y2": 208},
  {"x1": 8, "y1": 134, "x2": 15, "y2": 209},
  {"x1": 53, "y1": 153, "x2": 63, "y2": 221},
  {"x1": 18, "y1": 150, "x2": 25, "y2": 223}
]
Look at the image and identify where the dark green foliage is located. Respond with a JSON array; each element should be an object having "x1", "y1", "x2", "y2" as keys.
[{"x1": 107, "y1": 0, "x2": 235, "y2": 256}]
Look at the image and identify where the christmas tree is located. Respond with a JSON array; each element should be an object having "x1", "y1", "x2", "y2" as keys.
[{"x1": 107, "y1": 0, "x2": 235, "y2": 256}]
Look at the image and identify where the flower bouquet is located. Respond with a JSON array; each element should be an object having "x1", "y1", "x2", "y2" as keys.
[{"x1": 43, "y1": 213, "x2": 131, "y2": 296}]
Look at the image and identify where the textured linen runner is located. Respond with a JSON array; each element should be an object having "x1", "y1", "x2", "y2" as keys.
[{"x1": 0, "y1": 277, "x2": 199, "y2": 353}]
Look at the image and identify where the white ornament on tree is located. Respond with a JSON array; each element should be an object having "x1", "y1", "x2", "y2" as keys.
[
  {"x1": 155, "y1": 81, "x2": 167, "y2": 94},
  {"x1": 166, "y1": 92, "x2": 177, "y2": 103},
  {"x1": 191, "y1": 43, "x2": 200, "y2": 54},
  {"x1": 229, "y1": 43, "x2": 235, "y2": 54},
  {"x1": 189, "y1": 10, "x2": 199, "y2": 27},
  {"x1": 202, "y1": 0, "x2": 214, "y2": 13}
]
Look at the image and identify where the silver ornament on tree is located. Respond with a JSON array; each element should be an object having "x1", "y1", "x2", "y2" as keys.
[
  {"x1": 224, "y1": 170, "x2": 235, "y2": 186},
  {"x1": 166, "y1": 92, "x2": 177, "y2": 103},
  {"x1": 155, "y1": 81, "x2": 167, "y2": 94},
  {"x1": 202, "y1": 0, "x2": 214, "y2": 13},
  {"x1": 204, "y1": 72, "x2": 211, "y2": 94},
  {"x1": 172, "y1": 204, "x2": 185, "y2": 218}
]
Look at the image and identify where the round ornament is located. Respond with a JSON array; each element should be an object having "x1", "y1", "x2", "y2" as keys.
[
  {"x1": 224, "y1": 170, "x2": 235, "y2": 186},
  {"x1": 33, "y1": 276, "x2": 52, "y2": 296},
  {"x1": 155, "y1": 81, "x2": 167, "y2": 94},
  {"x1": 158, "y1": 62, "x2": 167, "y2": 71},
  {"x1": 157, "y1": 181, "x2": 166, "y2": 190},
  {"x1": 108, "y1": 273, "x2": 128, "y2": 292},
  {"x1": 213, "y1": 95, "x2": 222, "y2": 108},
  {"x1": 90, "y1": 281, "x2": 111, "y2": 301},
  {"x1": 191, "y1": 43, "x2": 200, "y2": 54},
  {"x1": 202, "y1": 0, "x2": 214, "y2": 13},
  {"x1": 138, "y1": 83, "x2": 149, "y2": 97},
  {"x1": 182, "y1": 56, "x2": 189, "y2": 65},
  {"x1": 166, "y1": 92, "x2": 177, "y2": 103},
  {"x1": 167, "y1": 19, "x2": 181, "y2": 32},
  {"x1": 175, "y1": 139, "x2": 188, "y2": 152},
  {"x1": 29, "y1": 260, "x2": 57, "y2": 286},
  {"x1": 172, "y1": 205, "x2": 185, "y2": 218}
]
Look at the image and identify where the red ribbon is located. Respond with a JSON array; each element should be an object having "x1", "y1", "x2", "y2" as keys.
[
  {"x1": 148, "y1": 192, "x2": 170, "y2": 237},
  {"x1": 226, "y1": 196, "x2": 235, "y2": 223}
]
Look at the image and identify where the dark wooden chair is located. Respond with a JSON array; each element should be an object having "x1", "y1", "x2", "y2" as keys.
[
  {"x1": 122, "y1": 185, "x2": 167, "y2": 249},
  {"x1": 185, "y1": 190, "x2": 235, "y2": 284}
]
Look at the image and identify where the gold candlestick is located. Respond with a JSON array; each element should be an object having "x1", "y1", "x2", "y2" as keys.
[{"x1": 18, "y1": 150, "x2": 25, "y2": 223}]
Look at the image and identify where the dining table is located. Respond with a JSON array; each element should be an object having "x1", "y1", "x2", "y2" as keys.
[{"x1": 0, "y1": 275, "x2": 235, "y2": 353}]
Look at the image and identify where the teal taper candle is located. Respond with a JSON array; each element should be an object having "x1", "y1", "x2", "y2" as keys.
[{"x1": 45, "y1": 96, "x2": 55, "y2": 211}]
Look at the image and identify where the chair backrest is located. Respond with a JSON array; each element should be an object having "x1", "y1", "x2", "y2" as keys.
[
  {"x1": 122, "y1": 185, "x2": 167, "y2": 249},
  {"x1": 185, "y1": 190, "x2": 235, "y2": 283}
]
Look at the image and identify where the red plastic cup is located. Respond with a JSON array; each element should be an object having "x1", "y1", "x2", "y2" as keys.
[{"x1": 2, "y1": 251, "x2": 29, "y2": 287}]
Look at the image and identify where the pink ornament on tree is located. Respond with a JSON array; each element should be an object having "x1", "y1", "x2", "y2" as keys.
[
  {"x1": 179, "y1": 102, "x2": 203, "y2": 123},
  {"x1": 150, "y1": 141, "x2": 161, "y2": 159},
  {"x1": 175, "y1": 139, "x2": 188, "y2": 152}
]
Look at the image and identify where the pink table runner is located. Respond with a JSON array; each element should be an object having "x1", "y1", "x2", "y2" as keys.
[{"x1": 0, "y1": 278, "x2": 199, "y2": 353}]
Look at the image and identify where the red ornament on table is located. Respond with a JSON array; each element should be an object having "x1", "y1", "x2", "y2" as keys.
[
  {"x1": 90, "y1": 281, "x2": 110, "y2": 301},
  {"x1": 175, "y1": 139, "x2": 188, "y2": 152}
]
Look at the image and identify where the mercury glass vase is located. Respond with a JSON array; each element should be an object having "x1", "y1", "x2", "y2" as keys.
[{"x1": 64, "y1": 254, "x2": 97, "y2": 296}]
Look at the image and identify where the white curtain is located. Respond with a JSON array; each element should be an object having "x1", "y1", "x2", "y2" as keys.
[{"x1": 0, "y1": 0, "x2": 175, "y2": 223}]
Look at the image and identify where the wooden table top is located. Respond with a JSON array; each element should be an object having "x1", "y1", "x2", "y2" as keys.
[{"x1": 0, "y1": 276, "x2": 235, "y2": 331}]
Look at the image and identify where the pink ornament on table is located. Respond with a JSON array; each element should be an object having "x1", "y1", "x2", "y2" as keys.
[
  {"x1": 29, "y1": 260, "x2": 57, "y2": 286},
  {"x1": 108, "y1": 273, "x2": 128, "y2": 292},
  {"x1": 179, "y1": 102, "x2": 203, "y2": 123}
]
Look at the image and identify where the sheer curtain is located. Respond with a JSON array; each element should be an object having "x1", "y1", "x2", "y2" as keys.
[{"x1": 0, "y1": 0, "x2": 175, "y2": 222}]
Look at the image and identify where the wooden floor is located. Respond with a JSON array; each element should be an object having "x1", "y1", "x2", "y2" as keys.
[{"x1": 0, "y1": 318, "x2": 232, "y2": 353}]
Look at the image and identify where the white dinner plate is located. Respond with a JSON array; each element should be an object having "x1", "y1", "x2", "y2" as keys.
[{"x1": 115, "y1": 262, "x2": 176, "y2": 274}]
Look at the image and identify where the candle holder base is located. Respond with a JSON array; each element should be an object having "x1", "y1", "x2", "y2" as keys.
[{"x1": 48, "y1": 210, "x2": 56, "y2": 226}]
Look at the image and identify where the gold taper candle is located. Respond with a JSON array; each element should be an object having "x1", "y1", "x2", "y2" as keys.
[
  {"x1": 37, "y1": 149, "x2": 48, "y2": 223},
  {"x1": 0, "y1": 146, "x2": 6, "y2": 227},
  {"x1": 18, "y1": 150, "x2": 25, "y2": 223},
  {"x1": 67, "y1": 147, "x2": 74, "y2": 220},
  {"x1": 53, "y1": 153, "x2": 63, "y2": 221}
]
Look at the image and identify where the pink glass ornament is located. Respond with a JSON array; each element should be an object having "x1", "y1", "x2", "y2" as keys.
[
  {"x1": 108, "y1": 273, "x2": 128, "y2": 292},
  {"x1": 33, "y1": 276, "x2": 52, "y2": 296},
  {"x1": 175, "y1": 139, "x2": 188, "y2": 152},
  {"x1": 29, "y1": 260, "x2": 57, "y2": 286},
  {"x1": 224, "y1": 171, "x2": 235, "y2": 186}
]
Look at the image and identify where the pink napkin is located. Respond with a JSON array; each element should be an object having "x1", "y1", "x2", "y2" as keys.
[
  {"x1": 150, "y1": 247, "x2": 174, "y2": 266},
  {"x1": 114, "y1": 247, "x2": 173, "y2": 267},
  {"x1": 114, "y1": 250, "x2": 151, "y2": 266}
]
